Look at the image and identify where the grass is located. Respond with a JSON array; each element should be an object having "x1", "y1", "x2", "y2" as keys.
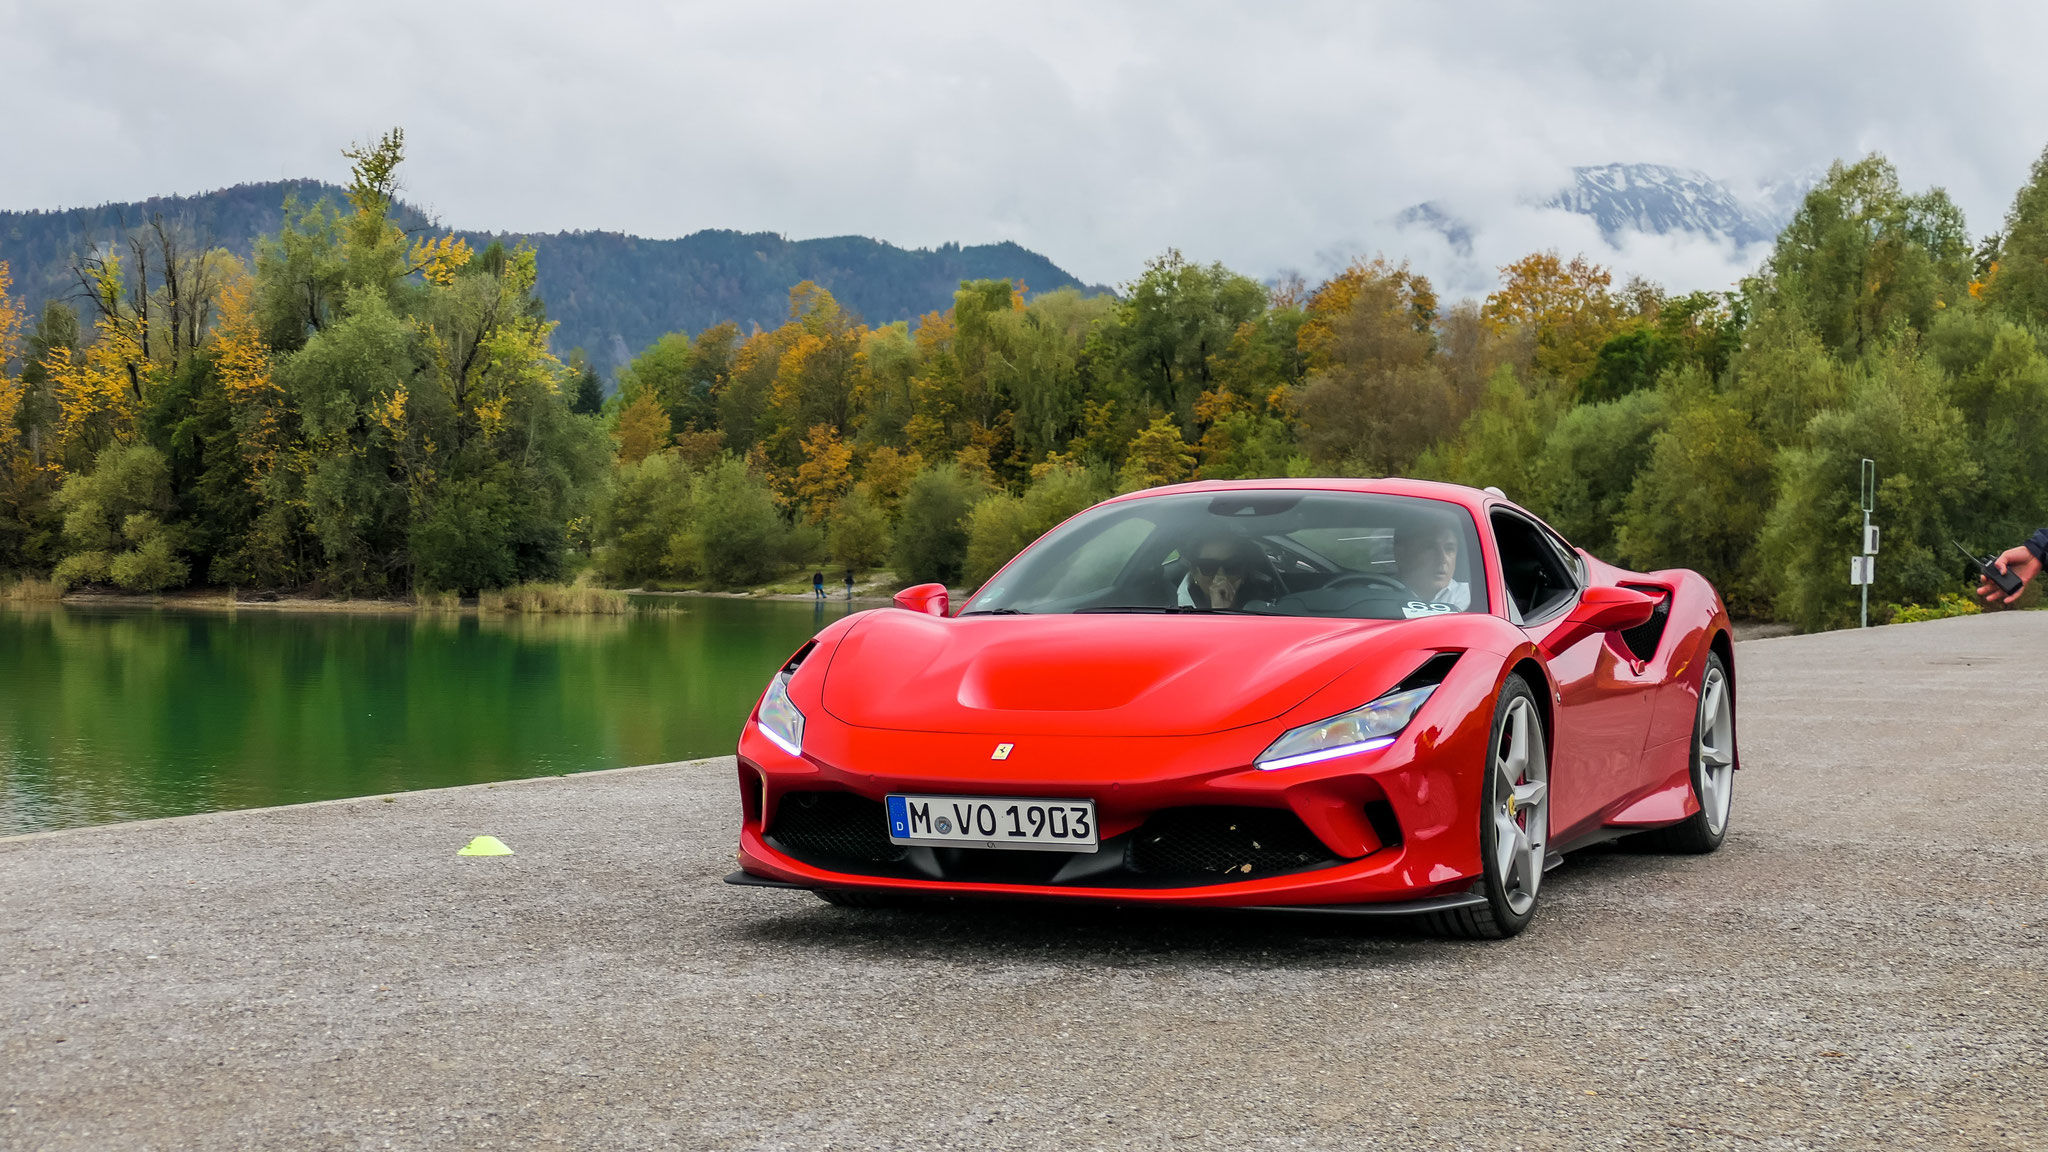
[
  {"x1": 0, "y1": 577, "x2": 64, "y2": 603},
  {"x1": 479, "y1": 582, "x2": 633, "y2": 615}
]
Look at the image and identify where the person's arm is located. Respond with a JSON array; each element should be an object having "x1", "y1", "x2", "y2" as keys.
[{"x1": 1978, "y1": 530, "x2": 2048, "y2": 604}]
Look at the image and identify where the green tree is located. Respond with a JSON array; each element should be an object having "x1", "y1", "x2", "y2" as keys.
[
  {"x1": 893, "y1": 462, "x2": 979, "y2": 585},
  {"x1": 827, "y1": 483, "x2": 892, "y2": 570},
  {"x1": 1981, "y1": 142, "x2": 2048, "y2": 326},
  {"x1": 598, "y1": 452, "x2": 694, "y2": 583},
  {"x1": 1611, "y1": 376, "x2": 1773, "y2": 609},
  {"x1": 50, "y1": 444, "x2": 187, "y2": 590},
  {"x1": 1759, "y1": 347, "x2": 1978, "y2": 629},
  {"x1": 1764, "y1": 155, "x2": 1971, "y2": 359},
  {"x1": 681, "y1": 454, "x2": 786, "y2": 587}
]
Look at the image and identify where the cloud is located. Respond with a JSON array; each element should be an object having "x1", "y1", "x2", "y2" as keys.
[{"x1": 3, "y1": 0, "x2": 2044, "y2": 297}]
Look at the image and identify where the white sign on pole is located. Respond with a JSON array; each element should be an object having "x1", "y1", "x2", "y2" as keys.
[
  {"x1": 1849, "y1": 556, "x2": 1875, "y2": 585},
  {"x1": 1864, "y1": 524, "x2": 1880, "y2": 554}
]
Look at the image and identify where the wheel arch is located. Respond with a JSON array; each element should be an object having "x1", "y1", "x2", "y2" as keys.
[
  {"x1": 1707, "y1": 627, "x2": 1737, "y2": 770},
  {"x1": 1506, "y1": 654, "x2": 1556, "y2": 764}
]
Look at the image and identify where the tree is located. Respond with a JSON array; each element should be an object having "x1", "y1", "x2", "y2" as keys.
[
  {"x1": 615, "y1": 390, "x2": 670, "y2": 466},
  {"x1": 1292, "y1": 260, "x2": 1454, "y2": 474},
  {"x1": 963, "y1": 463, "x2": 1105, "y2": 585},
  {"x1": 792, "y1": 423, "x2": 853, "y2": 523},
  {"x1": 893, "y1": 463, "x2": 979, "y2": 585},
  {"x1": 50, "y1": 444, "x2": 186, "y2": 590},
  {"x1": 1982, "y1": 142, "x2": 2048, "y2": 326},
  {"x1": 597, "y1": 452, "x2": 694, "y2": 583},
  {"x1": 1117, "y1": 414, "x2": 1196, "y2": 492},
  {"x1": 683, "y1": 455, "x2": 786, "y2": 587},
  {"x1": 1759, "y1": 347, "x2": 1977, "y2": 629},
  {"x1": 1764, "y1": 155, "x2": 1970, "y2": 359},
  {"x1": 1612, "y1": 374, "x2": 1773, "y2": 611},
  {"x1": 569, "y1": 352, "x2": 605, "y2": 415},
  {"x1": 826, "y1": 483, "x2": 892, "y2": 569},
  {"x1": 1481, "y1": 252, "x2": 1626, "y2": 390}
]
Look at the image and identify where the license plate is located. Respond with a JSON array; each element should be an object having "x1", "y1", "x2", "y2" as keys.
[{"x1": 885, "y1": 794, "x2": 1098, "y2": 852}]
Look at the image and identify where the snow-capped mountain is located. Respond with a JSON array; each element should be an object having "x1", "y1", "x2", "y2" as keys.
[{"x1": 1399, "y1": 163, "x2": 1811, "y2": 256}]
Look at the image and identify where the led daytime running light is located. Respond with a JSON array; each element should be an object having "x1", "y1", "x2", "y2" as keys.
[
  {"x1": 1255, "y1": 684, "x2": 1437, "y2": 771},
  {"x1": 755, "y1": 671, "x2": 805, "y2": 756}
]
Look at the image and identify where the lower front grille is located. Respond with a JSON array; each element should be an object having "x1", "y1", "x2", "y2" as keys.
[
  {"x1": 769, "y1": 791, "x2": 907, "y2": 867},
  {"x1": 1128, "y1": 806, "x2": 1337, "y2": 881}
]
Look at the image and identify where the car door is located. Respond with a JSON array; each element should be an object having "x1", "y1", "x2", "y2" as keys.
[{"x1": 1489, "y1": 508, "x2": 1658, "y2": 839}]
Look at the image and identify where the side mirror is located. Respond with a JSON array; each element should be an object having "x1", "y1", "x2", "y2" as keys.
[
  {"x1": 1539, "y1": 585, "x2": 1658, "y2": 658},
  {"x1": 892, "y1": 583, "x2": 950, "y2": 617}
]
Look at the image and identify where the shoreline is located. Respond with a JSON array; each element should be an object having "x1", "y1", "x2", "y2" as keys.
[{"x1": 8, "y1": 583, "x2": 920, "y2": 616}]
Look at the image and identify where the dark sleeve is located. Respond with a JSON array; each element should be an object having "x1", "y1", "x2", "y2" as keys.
[{"x1": 2026, "y1": 529, "x2": 2048, "y2": 563}]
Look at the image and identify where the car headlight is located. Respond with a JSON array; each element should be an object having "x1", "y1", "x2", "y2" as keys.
[
  {"x1": 1255, "y1": 684, "x2": 1436, "y2": 771},
  {"x1": 755, "y1": 670, "x2": 805, "y2": 756}
]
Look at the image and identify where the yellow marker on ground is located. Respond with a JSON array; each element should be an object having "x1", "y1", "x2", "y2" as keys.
[{"x1": 458, "y1": 835, "x2": 514, "y2": 856}]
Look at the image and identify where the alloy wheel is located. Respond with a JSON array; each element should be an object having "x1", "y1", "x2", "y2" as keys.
[
  {"x1": 1696, "y1": 665, "x2": 1735, "y2": 836},
  {"x1": 1492, "y1": 695, "x2": 1549, "y2": 917}
]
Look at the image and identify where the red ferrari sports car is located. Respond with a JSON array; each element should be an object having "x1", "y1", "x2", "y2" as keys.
[{"x1": 728, "y1": 478, "x2": 1736, "y2": 938}]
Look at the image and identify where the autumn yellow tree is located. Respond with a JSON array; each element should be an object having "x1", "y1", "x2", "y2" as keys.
[
  {"x1": 616, "y1": 389, "x2": 671, "y2": 466},
  {"x1": 792, "y1": 423, "x2": 853, "y2": 522},
  {"x1": 0, "y1": 259, "x2": 29, "y2": 494},
  {"x1": 1481, "y1": 252, "x2": 1625, "y2": 389},
  {"x1": 44, "y1": 257, "x2": 149, "y2": 471}
]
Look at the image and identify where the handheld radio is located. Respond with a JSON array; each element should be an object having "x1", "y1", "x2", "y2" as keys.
[{"x1": 1954, "y1": 540, "x2": 2025, "y2": 597}]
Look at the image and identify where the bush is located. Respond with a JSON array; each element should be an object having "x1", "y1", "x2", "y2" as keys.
[
  {"x1": 51, "y1": 445, "x2": 187, "y2": 591},
  {"x1": 1888, "y1": 591, "x2": 1982, "y2": 624}
]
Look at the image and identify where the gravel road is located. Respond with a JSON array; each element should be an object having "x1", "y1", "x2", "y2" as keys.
[{"x1": 3, "y1": 613, "x2": 2045, "y2": 1150}]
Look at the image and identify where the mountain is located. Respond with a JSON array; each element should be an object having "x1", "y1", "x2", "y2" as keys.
[
  {"x1": 0, "y1": 181, "x2": 1099, "y2": 377},
  {"x1": 1399, "y1": 163, "x2": 1811, "y2": 256}
]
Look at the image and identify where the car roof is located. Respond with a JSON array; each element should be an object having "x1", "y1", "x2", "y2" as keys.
[{"x1": 1099, "y1": 476, "x2": 1497, "y2": 515}]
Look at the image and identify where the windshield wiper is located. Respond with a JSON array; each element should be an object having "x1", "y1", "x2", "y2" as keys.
[{"x1": 958, "y1": 608, "x2": 1030, "y2": 616}]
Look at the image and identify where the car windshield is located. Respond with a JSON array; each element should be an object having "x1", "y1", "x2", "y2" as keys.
[{"x1": 962, "y1": 490, "x2": 1490, "y2": 620}]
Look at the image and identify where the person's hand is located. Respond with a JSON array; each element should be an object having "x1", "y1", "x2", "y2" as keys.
[{"x1": 1978, "y1": 545, "x2": 2042, "y2": 604}]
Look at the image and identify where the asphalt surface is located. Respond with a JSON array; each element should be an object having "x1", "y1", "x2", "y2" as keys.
[{"x1": 3, "y1": 613, "x2": 2045, "y2": 1150}]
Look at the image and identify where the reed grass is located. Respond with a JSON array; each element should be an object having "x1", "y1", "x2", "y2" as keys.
[
  {"x1": 1, "y1": 577, "x2": 64, "y2": 603},
  {"x1": 479, "y1": 582, "x2": 632, "y2": 615}
]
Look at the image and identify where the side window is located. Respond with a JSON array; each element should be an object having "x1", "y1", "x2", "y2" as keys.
[{"x1": 1490, "y1": 510, "x2": 1579, "y2": 622}]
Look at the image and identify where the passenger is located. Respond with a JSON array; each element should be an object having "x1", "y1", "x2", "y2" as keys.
[
  {"x1": 1393, "y1": 515, "x2": 1472, "y2": 610},
  {"x1": 1180, "y1": 534, "x2": 1271, "y2": 611}
]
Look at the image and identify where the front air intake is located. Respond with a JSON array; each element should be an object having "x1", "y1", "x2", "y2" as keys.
[
  {"x1": 768, "y1": 791, "x2": 907, "y2": 868},
  {"x1": 1127, "y1": 807, "x2": 1337, "y2": 881}
]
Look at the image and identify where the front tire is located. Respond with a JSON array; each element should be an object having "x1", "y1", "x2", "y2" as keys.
[
  {"x1": 1429, "y1": 674, "x2": 1549, "y2": 940},
  {"x1": 1632, "y1": 650, "x2": 1734, "y2": 854}
]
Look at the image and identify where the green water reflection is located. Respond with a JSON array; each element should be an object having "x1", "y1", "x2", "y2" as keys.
[{"x1": 0, "y1": 597, "x2": 864, "y2": 836}]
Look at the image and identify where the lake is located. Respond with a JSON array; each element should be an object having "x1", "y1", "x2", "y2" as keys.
[{"x1": 0, "y1": 597, "x2": 863, "y2": 837}]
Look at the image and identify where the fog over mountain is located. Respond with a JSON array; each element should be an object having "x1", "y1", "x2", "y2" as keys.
[{"x1": 1383, "y1": 164, "x2": 1820, "y2": 296}]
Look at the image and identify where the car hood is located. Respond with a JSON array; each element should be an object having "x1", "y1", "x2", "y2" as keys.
[{"x1": 819, "y1": 611, "x2": 1399, "y2": 737}]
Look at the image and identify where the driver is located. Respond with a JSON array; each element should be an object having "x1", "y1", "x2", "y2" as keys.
[
  {"x1": 1178, "y1": 533, "x2": 1270, "y2": 610},
  {"x1": 1393, "y1": 513, "x2": 1471, "y2": 610}
]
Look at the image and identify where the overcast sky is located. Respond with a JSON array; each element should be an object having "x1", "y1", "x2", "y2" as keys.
[{"x1": 8, "y1": 1, "x2": 2048, "y2": 297}]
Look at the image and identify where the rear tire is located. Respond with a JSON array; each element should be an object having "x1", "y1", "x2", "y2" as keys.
[
  {"x1": 1429, "y1": 674, "x2": 1549, "y2": 940},
  {"x1": 1630, "y1": 651, "x2": 1734, "y2": 855}
]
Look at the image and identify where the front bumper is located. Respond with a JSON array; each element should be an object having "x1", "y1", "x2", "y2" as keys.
[{"x1": 730, "y1": 669, "x2": 1501, "y2": 909}]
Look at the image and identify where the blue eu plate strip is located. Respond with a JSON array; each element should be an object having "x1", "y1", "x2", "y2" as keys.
[{"x1": 885, "y1": 794, "x2": 910, "y2": 838}]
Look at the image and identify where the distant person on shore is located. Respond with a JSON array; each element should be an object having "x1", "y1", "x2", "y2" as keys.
[
  {"x1": 843, "y1": 569, "x2": 855, "y2": 599},
  {"x1": 812, "y1": 571, "x2": 826, "y2": 600},
  {"x1": 1978, "y1": 530, "x2": 2048, "y2": 603}
]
